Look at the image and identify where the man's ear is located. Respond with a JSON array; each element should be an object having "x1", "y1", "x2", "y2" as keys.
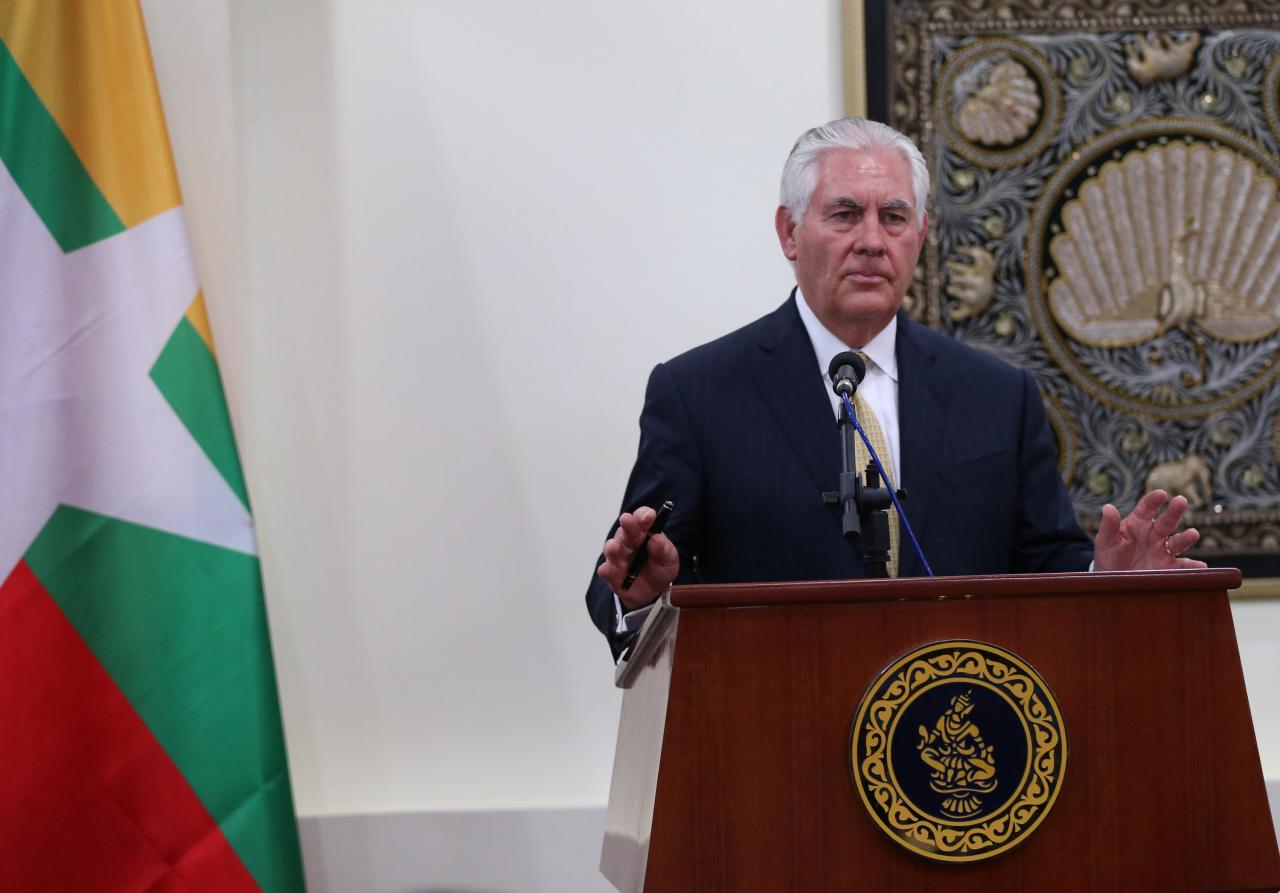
[{"x1": 775, "y1": 205, "x2": 799, "y2": 261}]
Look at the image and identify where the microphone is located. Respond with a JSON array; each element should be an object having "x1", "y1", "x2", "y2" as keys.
[{"x1": 828, "y1": 351, "x2": 866, "y2": 398}]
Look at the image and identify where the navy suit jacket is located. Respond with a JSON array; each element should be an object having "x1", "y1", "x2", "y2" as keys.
[{"x1": 587, "y1": 295, "x2": 1092, "y2": 658}]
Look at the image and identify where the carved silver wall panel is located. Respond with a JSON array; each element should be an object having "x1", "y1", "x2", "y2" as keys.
[{"x1": 888, "y1": 0, "x2": 1280, "y2": 556}]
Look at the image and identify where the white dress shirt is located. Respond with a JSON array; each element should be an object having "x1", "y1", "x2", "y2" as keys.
[{"x1": 794, "y1": 289, "x2": 901, "y2": 484}]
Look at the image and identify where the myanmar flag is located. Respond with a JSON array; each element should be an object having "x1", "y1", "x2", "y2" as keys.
[{"x1": 0, "y1": 4, "x2": 307, "y2": 891}]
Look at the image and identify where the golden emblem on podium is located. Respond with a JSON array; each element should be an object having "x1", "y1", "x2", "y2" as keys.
[
  {"x1": 919, "y1": 690, "x2": 999, "y2": 817},
  {"x1": 849, "y1": 640, "x2": 1067, "y2": 862}
]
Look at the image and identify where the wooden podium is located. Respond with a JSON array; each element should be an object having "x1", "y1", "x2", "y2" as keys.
[{"x1": 601, "y1": 568, "x2": 1280, "y2": 892}]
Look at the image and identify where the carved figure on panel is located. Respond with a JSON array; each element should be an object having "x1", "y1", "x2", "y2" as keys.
[
  {"x1": 945, "y1": 244, "x2": 997, "y2": 320},
  {"x1": 1156, "y1": 220, "x2": 1207, "y2": 335},
  {"x1": 1125, "y1": 32, "x2": 1202, "y2": 86},
  {"x1": 1145, "y1": 454, "x2": 1213, "y2": 509}
]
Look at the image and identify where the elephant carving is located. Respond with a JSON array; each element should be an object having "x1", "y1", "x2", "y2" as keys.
[
  {"x1": 1144, "y1": 454, "x2": 1212, "y2": 509},
  {"x1": 1124, "y1": 32, "x2": 1201, "y2": 86}
]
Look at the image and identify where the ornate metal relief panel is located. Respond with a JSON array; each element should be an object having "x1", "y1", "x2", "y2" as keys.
[{"x1": 886, "y1": 0, "x2": 1280, "y2": 559}]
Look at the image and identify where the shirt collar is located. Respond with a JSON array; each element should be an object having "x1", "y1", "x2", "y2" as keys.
[{"x1": 794, "y1": 289, "x2": 898, "y2": 383}]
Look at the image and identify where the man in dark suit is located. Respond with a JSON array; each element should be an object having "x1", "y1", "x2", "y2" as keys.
[{"x1": 588, "y1": 116, "x2": 1204, "y2": 659}]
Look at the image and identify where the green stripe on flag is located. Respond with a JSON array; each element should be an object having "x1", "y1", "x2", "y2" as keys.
[
  {"x1": 151, "y1": 317, "x2": 251, "y2": 510},
  {"x1": 0, "y1": 40, "x2": 125, "y2": 251},
  {"x1": 24, "y1": 506, "x2": 306, "y2": 893}
]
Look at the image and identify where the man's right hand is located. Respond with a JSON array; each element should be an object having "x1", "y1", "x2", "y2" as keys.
[{"x1": 596, "y1": 506, "x2": 680, "y2": 611}]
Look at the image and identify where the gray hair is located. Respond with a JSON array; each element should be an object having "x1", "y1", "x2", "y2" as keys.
[{"x1": 779, "y1": 116, "x2": 930, "y2": 228}]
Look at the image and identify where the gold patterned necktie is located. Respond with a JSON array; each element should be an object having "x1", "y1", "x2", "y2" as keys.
[{"x1": 852, "y1": 352, "x2": 899, "y2": 577}]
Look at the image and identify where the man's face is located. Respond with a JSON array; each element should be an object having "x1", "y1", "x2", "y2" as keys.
[{"x1": 776, "y1": 147, "x2": 927, "y2": 347}]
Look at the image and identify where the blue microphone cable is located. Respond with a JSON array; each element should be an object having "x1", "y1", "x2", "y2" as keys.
[{"x1": 842, "y1": 393, "x2": 934, "y2": 577}]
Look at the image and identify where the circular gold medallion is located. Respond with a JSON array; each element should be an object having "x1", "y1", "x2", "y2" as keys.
[
  {"x1": 935, "y1": 39, "x2": 1062, "y2": 170},
  {"x1": 849, "y1": 640, "x2": 1067, "y2": 863},
  {"x1": 1025, "y1": 118, "x2": 1280, "y2": 421},
  {"x1": 1265, "y1": 53, "x2": 1280, "y2": 145}
]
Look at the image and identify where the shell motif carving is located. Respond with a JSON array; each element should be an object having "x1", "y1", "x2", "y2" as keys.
[
  {"x1": 957, "y1": 59, "x2": 1043, "y2": 147},
  {"x1": 1047, "y1": 142, "x2": 1280, "y2": 348}
]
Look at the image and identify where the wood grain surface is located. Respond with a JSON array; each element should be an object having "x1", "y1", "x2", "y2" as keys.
[{"x1": 603, "y1": 570, "x2": 1280, "y2": 893}]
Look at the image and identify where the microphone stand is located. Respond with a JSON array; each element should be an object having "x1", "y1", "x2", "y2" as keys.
[{"x1": 824, "y1": 397, "x2": 893, "y2": 578}]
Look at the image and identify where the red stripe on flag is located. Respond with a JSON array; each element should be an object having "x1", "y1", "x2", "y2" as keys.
[{"x1": 0, "y1": 560, "x2": 262, "y2": 892}]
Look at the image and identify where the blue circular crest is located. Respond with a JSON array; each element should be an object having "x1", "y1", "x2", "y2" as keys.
[{"x1": 850, "y1": 640, "x2": 1068, "y2": 862}]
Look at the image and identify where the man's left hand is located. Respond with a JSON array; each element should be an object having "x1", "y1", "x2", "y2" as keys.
[{"x1": 1094, "y1": 489, "x2": 1207, "y2": 571}]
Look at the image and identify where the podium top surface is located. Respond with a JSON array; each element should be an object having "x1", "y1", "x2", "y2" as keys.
[{"x1": 668, "y1": 567, "x2": 1242, "y2": 610}]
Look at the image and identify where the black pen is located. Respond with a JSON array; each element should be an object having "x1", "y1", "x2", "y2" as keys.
[{"x1": 621, "y1": 500, "x2": 674, "y2": 590}]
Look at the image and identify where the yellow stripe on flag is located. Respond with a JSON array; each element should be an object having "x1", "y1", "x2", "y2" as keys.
[
  {"x1": 185, "y1": 291, "x2": 217, "y2": 357},
  {"x1": 0, "y1": 1, "x2": 181, "y2": 228}
]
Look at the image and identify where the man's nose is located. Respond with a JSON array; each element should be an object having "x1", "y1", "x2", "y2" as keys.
[{"x1": 853, "y1": 220, "x2": 886, "y2": 255}]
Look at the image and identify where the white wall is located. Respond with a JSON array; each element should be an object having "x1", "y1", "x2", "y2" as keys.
[
  {"x1": 1237, "y1": 600, "x2": 1280, "y2": 778},
  {"x1": 142, "y1": 0, "x2": 1278, "y2": 846},
  {"x1": 143, "y1": 0, "x2": 842, "y2": 817}
]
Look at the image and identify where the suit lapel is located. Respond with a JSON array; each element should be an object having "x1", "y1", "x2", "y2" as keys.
[
  {"x1": 896, "y1": 317, "x2": 945, "y2": 577},
  {"x1": 750, "y1": 295, "x2": 843, "y2": 499}
]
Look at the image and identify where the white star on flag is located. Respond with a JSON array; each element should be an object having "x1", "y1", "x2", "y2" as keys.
[{"x1": 0, "y1": 161, "x2": 255, "y2": 580}]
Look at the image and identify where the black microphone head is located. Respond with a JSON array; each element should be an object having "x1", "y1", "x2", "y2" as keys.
[{"x1": 828, "y1": 350, "x2": 866, "y2": 397}]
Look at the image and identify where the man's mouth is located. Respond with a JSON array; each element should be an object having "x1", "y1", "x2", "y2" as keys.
[{"x1": 844, "y1": 270, "x2": 889, "y2": 282}]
